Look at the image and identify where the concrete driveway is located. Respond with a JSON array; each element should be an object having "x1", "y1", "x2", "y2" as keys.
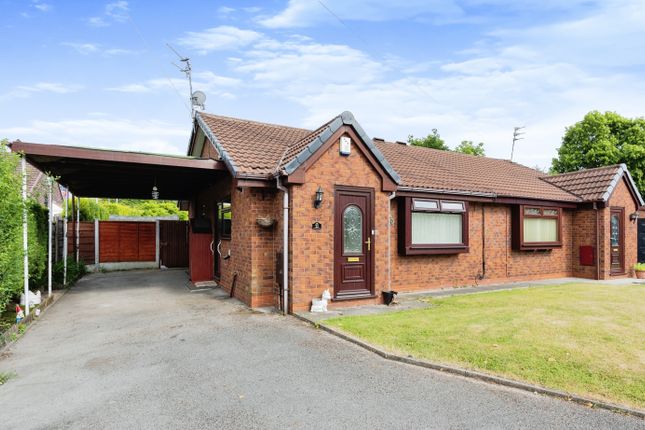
[{"x1": 0, "y1": 270, "x2": 641, "y2": 429}]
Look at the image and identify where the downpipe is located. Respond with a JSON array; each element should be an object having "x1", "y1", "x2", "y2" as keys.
[{"x1": 276, "y1": 178, "x2": 289, "y2": 315}]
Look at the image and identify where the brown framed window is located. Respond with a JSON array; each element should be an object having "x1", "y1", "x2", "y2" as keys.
[
  {"x1": 398, "y1": 197, "x2": 469, "y2": 255},
  {"x1": 512, "y1": 205, "x2": 561, "y2": 250},
  {"x1": 217, "y1": 198, "x2": 231, "y2": 240}
]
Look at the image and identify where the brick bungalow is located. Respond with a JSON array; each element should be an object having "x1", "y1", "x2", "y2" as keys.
[
  {"x1": 12, "y1": 111, "x2": 644, "y2": 313},
  {"x1": 185, "y1": 111, "x2": 644, "y2": 312}
]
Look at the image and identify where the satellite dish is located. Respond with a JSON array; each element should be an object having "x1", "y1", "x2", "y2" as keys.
[{"x1": 192, "y1": 90, "x2": 206, "y2": 108}]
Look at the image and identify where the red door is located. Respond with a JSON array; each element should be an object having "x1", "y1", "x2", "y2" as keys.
[
  {"x1": 334, "y1": 186, "x2": 374, "y2": 298},
  {"x1": 610, "y1": 208, "x2": 624, "y2": 274},
  {"x1": 189, "y1": 230, "x2": 213, "y2": 282}
]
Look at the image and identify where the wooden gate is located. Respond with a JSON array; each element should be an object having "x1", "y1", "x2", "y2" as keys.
[{"x1": 160, "y1": 221, "x2": 189, "y2": 268}]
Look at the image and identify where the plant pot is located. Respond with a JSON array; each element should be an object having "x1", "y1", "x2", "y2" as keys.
[
  {"x1": 382, "y1": 290, "x2": 398, "y2": 306},
  {"x1": 636, "y1": 270, "x2": 645, "y2": 279},
  {"x1": 256, "y1": 217, "x2": 275, "y2": 228}
]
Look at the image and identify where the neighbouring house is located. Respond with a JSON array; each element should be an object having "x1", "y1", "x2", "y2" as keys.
[
  {"x1": 11, "y1": 111, "x2": 644, "y2": 312},
  {"x1": 23, "y1": 160, "x2": 65, "y2": 216}
]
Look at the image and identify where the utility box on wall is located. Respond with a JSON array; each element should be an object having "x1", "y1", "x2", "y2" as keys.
[{"x1": 579, "y1": 245, "x2": 595, "y2": 266}]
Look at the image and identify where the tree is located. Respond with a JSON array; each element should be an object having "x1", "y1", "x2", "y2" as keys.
[
  {"x1": 551, "y1": 111, "x2": 645, "y2": 194},
  {"x1": 454, "y1": 140, "x2": 485, "y2": 156},
  {"x1": 408, "y1": 129, "x2": 449, "y2": 150},
  {"x1": 78, "y1": 198, "x2": 188, "y2": 221}
]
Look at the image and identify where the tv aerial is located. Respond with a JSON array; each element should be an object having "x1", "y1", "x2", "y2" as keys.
[{"x1": 167, "y1": 43, "x2": 205, "y2": 116}]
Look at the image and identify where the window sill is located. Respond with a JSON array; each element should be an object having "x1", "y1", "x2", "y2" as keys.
[
  {"x1": 401, "y1": 246, "x2": 469, "y2": 256},
  {"x1": 516, "y1": 243, "x2": 561, "y2": 251}
]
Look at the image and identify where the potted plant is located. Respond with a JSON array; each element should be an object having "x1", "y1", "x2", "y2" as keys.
[{"x1": 634, "y1": 263, "x2": 645, "y2": 279}]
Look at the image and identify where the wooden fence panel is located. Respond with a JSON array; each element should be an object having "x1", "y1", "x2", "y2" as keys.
[
  {"x1": 118, "y1": 222, "x2": 139, "y2": 262},
  {"x1": 99, "y1": 222, "x2": 120, "y2": 262},
  {"x1": 137, "y1": 223, "x2": 156, "y2": 261}
]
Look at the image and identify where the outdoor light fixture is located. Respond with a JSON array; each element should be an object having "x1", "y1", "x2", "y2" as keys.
[
  {"x1": 151, "y1": 178, "x2": 159, "y2": 200},
  {"x1": 314, "y1": 186, "x2": 324, "y2": 208},
  {"x1": 630, "y1": 211, "x2": 640, "y2": 222}
]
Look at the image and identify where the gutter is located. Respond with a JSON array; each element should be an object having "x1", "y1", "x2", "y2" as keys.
[
  {"x1": 276, "y1": 178, "x2": 289, "y2": 315},
  {"x1": 397, "y1": 186, "x2": 497, "y2": 198}
]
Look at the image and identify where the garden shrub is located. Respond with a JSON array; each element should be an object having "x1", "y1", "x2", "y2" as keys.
[{"x1": 0, "y1": 140, "x2": 51, "y2": 309}]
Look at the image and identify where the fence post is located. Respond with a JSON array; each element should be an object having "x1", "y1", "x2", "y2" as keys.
[
  {"x1": 95, "y1": 219, "x2": 99, "y2": 268},
  {"x1": 47, "y1": 176, "x2": 53, "y2": 297},
  {"x1": 155, "y1": 220, "x2": 160, "y2": 268}
]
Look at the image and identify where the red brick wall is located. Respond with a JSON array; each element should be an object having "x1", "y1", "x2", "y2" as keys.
[
  {"x1": 571, "y1": 208, "x2": 599, "y2": 279},
  {"x1": 196, "y1": 131, "x2": 641, "y2": 310},
  {"x1": 289, "y1": 129, "x2": 390, "y2": 312},
  {"x1": 389, "y1": 202, "x2": 573, "y2": 291}
]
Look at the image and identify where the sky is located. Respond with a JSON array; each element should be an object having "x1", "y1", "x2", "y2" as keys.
[{"x1": 1, "y1": 0, "x2": 644, "y2": 170}]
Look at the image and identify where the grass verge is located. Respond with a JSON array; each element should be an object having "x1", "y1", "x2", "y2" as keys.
[{"x1": 325, "y1": 283, "x2": 644, "y2": 409}]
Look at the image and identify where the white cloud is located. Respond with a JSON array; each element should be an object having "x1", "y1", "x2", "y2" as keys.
[
  {"x1": 88, "y1": 1, "x2": 129, "y2": 27},
  {"x1": 62, "y1": 42, "x2": 100, "y2": 55},
  {"x1": 106, "y1": 73, "x2": 240, "y2": 100},
  {"x1": 1, "y1": 82, "x2": 83, "y2": 100},
  {"x1": 258, "y1": 0, "x2": 606, "y2": 28},
  {"x1": 210, "y1": 1, "x2": 645, "y2": 169},
  {"x1": 32, "y1": 2, "x2": 52, "y2": 12},
  {"x1": 177, "y1": 26, "x2": 263, "y2": 54},
  {"x1": 232, "y1": 37, "x2": 382, "y2": 93},
  {"x1": 62, "y1": 42, "x2": 138, "y2": 56},
  {"x1": 258, "y1": 0, "x2": 465, "y2": 28},
  {"x1": 105, "y1": 1, "x2": 129, "y2": 22},
  {"x1": 87, "y1": 17, "x2": 108, "y2": 27},
  {"x1": 0, "y1": 117, "x2": 188, "y2": 155},
  {"x1": 217, "y1": 6, "x2": 235, "y2": 16}
]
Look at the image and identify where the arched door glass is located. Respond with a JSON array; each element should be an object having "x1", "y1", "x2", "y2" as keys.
[{"x1": 343, "y1": 205, "x2": 363, "y2": 254}]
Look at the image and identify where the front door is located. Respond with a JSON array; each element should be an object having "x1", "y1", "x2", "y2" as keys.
[
  {"x1": 334, "y1": 187, "x2": 374, "y2": 298},
  {"x1": 610, "y1": 208, "x2": 625, "y2": 274}
]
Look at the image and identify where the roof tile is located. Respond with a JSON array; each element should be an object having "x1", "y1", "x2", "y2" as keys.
[
  {"x1": 375, "y1": 141, "x2": 580, "y2": 202},
  {"x1": 543, "y1": 165, "x2": 623, "y2": 201}
]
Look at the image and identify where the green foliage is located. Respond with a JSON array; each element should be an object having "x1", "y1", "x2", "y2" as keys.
[
  {"x1": 0, "y1": 371, "x2": 15, "y2": 385},
  {"x1": 0, "y1": 140, "x2": 50, "y2": 310},
  {"x1": 0, "y1": 140, "x2": 23, "y2": 311},
  {"x1": 78, "y1": 198, "x2": 187, "y2": 221},
  {"x1": 634, "y1": 262, "x2": 645, "y2": 271},
  {"x1": 53, "y1": 260, "x2": 86, "y2": 288},
  {"x1": 454, "y1": 140, "x2": 485, "y2": 156},
  {"x1": 408, "y1": 129, "x2": 449, "y2": 150},
  {"x1": 552, "y1": 111, "x2": 645, "y2": 194}
]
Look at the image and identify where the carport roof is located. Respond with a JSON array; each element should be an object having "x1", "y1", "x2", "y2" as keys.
[{"x1": 10, "y1": 141, "x2": 227, "y2": 200}]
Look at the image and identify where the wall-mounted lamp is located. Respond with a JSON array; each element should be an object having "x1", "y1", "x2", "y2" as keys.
[
  {"x1": 151, "y1": 186, "x2": 159, "y2": 200},
  {"x1": 314, "y1": 186, "x2": 324, "y2": 209},
  {"x1": 629, "y1": 211, "x2": 640, "y2": 223}
]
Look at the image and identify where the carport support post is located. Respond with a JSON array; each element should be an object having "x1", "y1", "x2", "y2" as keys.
[
  {"x1": 21, "y1": 156, "x2": 29, "y2": 316},
  {"x1": 47, "y1": 176, "x2": 53, "y2": 297},
  {"x1": 63, "y1": 189, "x2": 68, "y2": 286},
  {"x1": 75, "y1": 196, "x2": 80, "y2": 263},
  {"x1": 94, "y1": 219, "x2": 99, "y2": 268}
]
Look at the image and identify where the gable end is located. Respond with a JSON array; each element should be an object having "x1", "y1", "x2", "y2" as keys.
[
  {"x1": 195, "y1": 113, "x2": 238, "y2": 176},
  {"x1": 283, "y1": 111, "x2": 401, "y2": 185}
]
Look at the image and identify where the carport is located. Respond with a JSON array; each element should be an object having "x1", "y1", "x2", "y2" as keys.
[{"x1": 10, "y1": 140, "x2": 229, "y2": 314}]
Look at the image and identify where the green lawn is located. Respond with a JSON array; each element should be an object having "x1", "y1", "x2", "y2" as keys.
[{"x1": 325, "y1": 284, "x2": 645, "y2": 409}]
